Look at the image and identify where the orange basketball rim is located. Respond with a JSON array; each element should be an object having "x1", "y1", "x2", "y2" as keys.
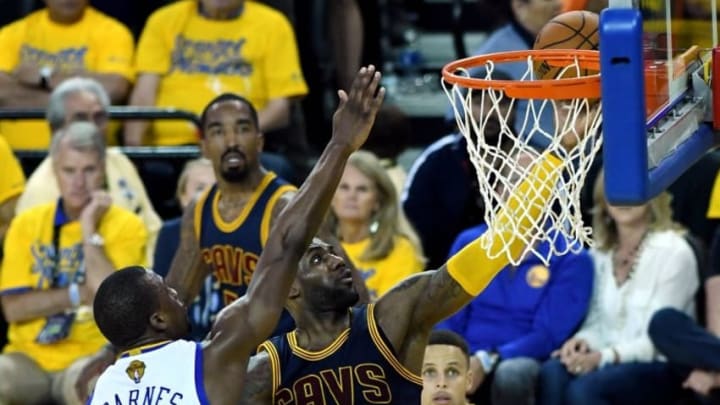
[{"x1": 441, "y1": 49, "x2": 601, "y2": 100}]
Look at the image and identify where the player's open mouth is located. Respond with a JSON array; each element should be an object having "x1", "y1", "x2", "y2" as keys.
[{"x1": 432, "y1": 392, "x2": 452, "y2": 404}]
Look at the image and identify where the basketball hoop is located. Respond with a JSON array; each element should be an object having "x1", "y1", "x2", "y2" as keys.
[{"x1": 442, "y1": 49, "x2": 603, "y2": 265}]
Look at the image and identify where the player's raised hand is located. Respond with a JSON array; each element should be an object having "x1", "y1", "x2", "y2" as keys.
[{"x1": 331, "y1": 65, "x2": 385, "y2": 152}]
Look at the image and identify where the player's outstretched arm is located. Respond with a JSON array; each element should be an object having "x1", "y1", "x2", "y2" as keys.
[
  {"x1": 165, "y1": 199, "x2": 212, "y2": 303},
  {"x1": 375, "y1": 154, "x2": 562, "y2": 374},
  {"x1": 203, "y1": 66, "x2": 385, "y2": 396}
]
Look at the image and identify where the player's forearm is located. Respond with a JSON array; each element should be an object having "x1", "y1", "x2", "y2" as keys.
[
  {"x1": 0, "y1": 73, "x2": 49, "y2": 107},
  {"x1": 274, "y1": 141, "x2": 353, "y2": 248},
  {"x1": 1, "y1": 288, "x2": 75, "y2": 322},
  {"x1": 447, "y1": 154, "x2": 561, "y2": 295}
]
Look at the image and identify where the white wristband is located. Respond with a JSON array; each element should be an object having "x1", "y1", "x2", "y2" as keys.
[{"x1": 68, "y1": 282, "x2": 81, "y2": 308}]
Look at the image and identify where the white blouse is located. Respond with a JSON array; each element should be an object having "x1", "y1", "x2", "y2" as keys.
[{"x1": 574, "y1": 230, "x2": 699, "y2": 366}]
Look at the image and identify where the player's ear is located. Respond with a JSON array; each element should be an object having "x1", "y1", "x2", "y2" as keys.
[
  {"x1": 149, "y1": 312, "x2": 168, "y2": 331},
  {"x1": 288, "y1": 280, "x2": 300, "y2": 299},
  {"x1": 465, "y1": 366, "x2": 473, "y2": 392},
  {"x1": 256, "y1": 131, "x2": 264, "y2": 153}
]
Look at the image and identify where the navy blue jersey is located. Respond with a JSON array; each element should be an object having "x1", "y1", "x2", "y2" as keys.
[
  {"x1": 194, "y1": 172, "x2": 296, "y2": 337},
  {"x1": 259, "y1": 304, "x2": 422, "y2": 404}
]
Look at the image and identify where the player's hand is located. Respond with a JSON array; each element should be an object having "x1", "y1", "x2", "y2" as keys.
[
  {"x1": 75, "y1": 346, "x2": 115, "y2": 401},
  {"x1": 331, "y1": 65, "x2": 385, "y2": 152},
  {"x1": 80, "y1": 191, "x2": 112, "y2": 236},
  {"x1": 557, "y1": 100, "x2": 600, "y2": 152}
]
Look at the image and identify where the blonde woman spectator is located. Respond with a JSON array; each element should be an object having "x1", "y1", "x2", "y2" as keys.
[
  {"x1": 327, "y1": 150, "x2": 425, "y2": 300},
  {"x1": 537, "y1": 171, "x2": 699, "y2": 405}
]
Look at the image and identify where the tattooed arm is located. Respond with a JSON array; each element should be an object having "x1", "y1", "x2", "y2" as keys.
[
  {"x1": 239, "y1": 352, "x2": 274, "y2": 405},
  {"x1": 376, "y1": 153, "x2": 566, "y2": 374}
]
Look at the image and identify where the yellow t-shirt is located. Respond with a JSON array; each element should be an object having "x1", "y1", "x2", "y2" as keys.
[
  {"x1": 15, "y1": 148, "x2": 161, "y2": 266},
  {"x1": 0, "y1": 7, "x2": 134, "y2": 150},
  {"x1": 135, "y1": 0, "x2": 308, "y2": 145},
  {"x1": 342, "y1": 236, "x2": 424, "y2": 301},
  {"x1": 0, "y1": 202, "x2": 147, "y2": 372},
  {"x1": 0, "y1": 136, "x2": 25, "y2": 204}
]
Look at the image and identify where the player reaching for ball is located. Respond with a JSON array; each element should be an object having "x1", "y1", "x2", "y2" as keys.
[
  {"x1": 238, "y1": 104, "x2": 594, "y2": 403},
  {"x1": 85, "y1": 66, "x2": 385, "y2": 405}
]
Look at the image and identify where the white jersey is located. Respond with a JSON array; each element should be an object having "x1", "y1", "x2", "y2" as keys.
[{"x1": 89, "y1": 340, "x2": 209, "y2": 405}]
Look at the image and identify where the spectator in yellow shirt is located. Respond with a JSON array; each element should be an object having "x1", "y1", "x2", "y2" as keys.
[
  {"x1": 125, "y1": 0, "x2": 308, "y2": 147},
  {"x1": 0, "y1": 136, "x2": 24, "y2": 254},
  {"x1": 326, "y1": 150, "x2": 425, "y2": 300},
  {"x1": 0, "y1": 122, "x2": 146, "y2": 405},
  {"x1": 0, "y1": 0, "x2": 134, "y2": 149},
  {"x1": 15, "y1": 78, "x2": 161, "y2": 266}
]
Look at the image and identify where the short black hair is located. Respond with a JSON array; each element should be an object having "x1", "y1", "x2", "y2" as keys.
[
  {"x1": 428, "y1": 330, "x2": 471, "y2": 361},
  {"x1": 94, "y1": 266, "x2": 160, "y2": 348},
  {"x1": 199, "y1": 93, "x2": 259, "y2": 137}
]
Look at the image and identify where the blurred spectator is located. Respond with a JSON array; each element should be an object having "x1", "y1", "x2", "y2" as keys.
[
  {"x1": 0, "y1": 136, "x2": 25, "y2": 350},
  {"x1": 648, "y1": 225, "x2": 720, "y2": 403},
  {"x1": 0, "y1": 0, "x2": 134, "y2": 149},
  {"x1": 124, "y1": 0, "x2": 308, "y2": 147},
  {"x1": 0, "y1": 122, "x2": 146, "y2": 405},
  {"x1": 437, "y1": 151, "x2": 593, "y2": 405},
  {"x1": 15, "y1": 78, "x2": 161, "y2": 265},
  {"x1": 0, "y1": 136, "x2": 25, "y2": 258},
  {"x1": 439, "y1": 232, "x2": 592, "y2": 404},
  {"x1": 422, "y1": 330, "x2": 474, "y2": 405},
  {"x1": 404, "y1": 69, "x2": 515, "y2": 269},
  {"x1": 327, "y1": 150, "x2": 424, "y2": 300},
  {"x1": 446, "y1": 0, "x2": 562, "y2": 144},
  {"x1": 153, "y1": 157, "x2": 222, "y2": 341},
  {"x1": 537, "y1": 172, "x2": 699, "y2": 405},
  {"x1": 363, "y1": 105, "x2": 413, "y2": 195}
]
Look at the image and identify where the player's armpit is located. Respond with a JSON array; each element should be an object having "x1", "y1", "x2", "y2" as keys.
[
  {"x1": 164, "y1": 199, "x2": 210, "y2": 303},
  {"x1": 238, "y1": 352, "x2": 274, "y2": 405}
]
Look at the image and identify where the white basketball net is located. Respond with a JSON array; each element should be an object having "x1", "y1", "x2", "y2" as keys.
[{"x1": 442, "y1": 56, "x2": 603, "y2": 265}]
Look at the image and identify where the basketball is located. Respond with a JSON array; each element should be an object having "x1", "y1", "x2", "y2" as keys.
[{"x1": 533, "y1": 10, "x2": 600, "y2": 79}]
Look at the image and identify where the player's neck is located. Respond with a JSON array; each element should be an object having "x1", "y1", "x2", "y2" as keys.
[
  {"x1": 293, "y1": 309, "x2": 350, "y2": 347},
  {"x1": 218, "y1": 168, "x2": 266, "y2": 197},
  {"x1": 117, "y1": 335, "x2": 173, "y2": 354}
]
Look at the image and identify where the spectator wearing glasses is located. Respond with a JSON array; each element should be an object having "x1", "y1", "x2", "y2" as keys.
[{"x1": 15, "y1": 78, "x2": 161, "y2": 265}]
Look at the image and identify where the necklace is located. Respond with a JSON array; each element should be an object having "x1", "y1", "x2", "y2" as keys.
[{"x1": 612, "y1": 230, "x2": 650, "y2": 284}]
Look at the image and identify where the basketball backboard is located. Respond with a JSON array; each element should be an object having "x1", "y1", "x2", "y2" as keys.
[{"x1": 600, "y1": 0, "x2": 719, "y2": 204}]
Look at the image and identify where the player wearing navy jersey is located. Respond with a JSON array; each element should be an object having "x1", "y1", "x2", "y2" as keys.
[{"x1": 85, "y1": 66, "x2": 385, "y2": 405}]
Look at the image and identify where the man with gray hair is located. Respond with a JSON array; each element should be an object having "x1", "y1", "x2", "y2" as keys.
[
  {"x1": 0, "y1": 122, "x2": 147, "y2": 405},
  {"x1": 16, "y1": 77, "x2": 161, "y2": 265}
]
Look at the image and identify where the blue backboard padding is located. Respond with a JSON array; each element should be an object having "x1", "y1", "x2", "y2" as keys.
[
  {"x1": 599, "y1": 8, "x2": 712, "y2": 204},
  {"x1": 600, "y1": 8, "x2": 648, "y2": 204}
]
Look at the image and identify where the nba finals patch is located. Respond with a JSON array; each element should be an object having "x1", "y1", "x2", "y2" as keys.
[{"x1": 126, "y1": 360, "x2": 146, "y2": 383}]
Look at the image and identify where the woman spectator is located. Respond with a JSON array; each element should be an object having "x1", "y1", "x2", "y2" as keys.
[
  {"x1": 326, "y1": 150, "x2": 425, "y2": 300},
  {"x1": 537, "y1": 171, "x2": 699, "y2": 405}
]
